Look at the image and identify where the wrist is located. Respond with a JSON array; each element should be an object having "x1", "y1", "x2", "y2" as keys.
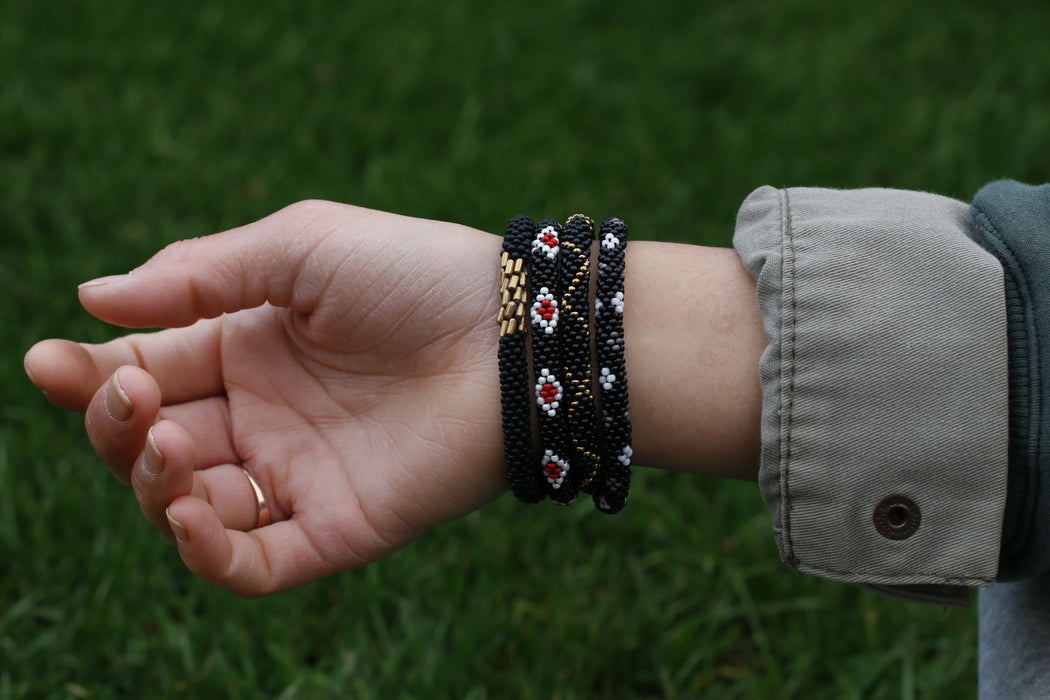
[{"x1": 624, "y1": 242, "x2": 764, "y2": 480}]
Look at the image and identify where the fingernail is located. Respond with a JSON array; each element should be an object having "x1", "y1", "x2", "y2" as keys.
[
  {"x1": 166, "y1": 508, "x2": 188, "y2": 544},
  {"x1": 23, "y1": 354, "x2": 38, "y2": 386},
  {"x1": 104, "y1": 371, "x2": 133, "y2": 423},
  {"x1": 144, "y1": 427, "x2": 164, "y2": 475},
  {"x1": 78, "y1": 274, "x2": 129, "y2": 290}
]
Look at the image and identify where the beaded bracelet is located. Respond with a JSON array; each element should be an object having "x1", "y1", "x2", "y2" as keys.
[
  {"x1": 529, "y1": 219, "x2": 578, "y2": 504},
  {"x1": 593, "y1": 217, "x2": 633, "y2": 514},
  {"x1": 499, "y1": 215, "x2": 545, "y2": 503},
  {"x1": 560, "y1": 214, "x2": 605, "y2": 495}
]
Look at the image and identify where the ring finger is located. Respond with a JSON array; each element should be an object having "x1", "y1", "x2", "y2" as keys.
[{"x1": 131, "y1": 419, "x2": 275, "y2": 543}]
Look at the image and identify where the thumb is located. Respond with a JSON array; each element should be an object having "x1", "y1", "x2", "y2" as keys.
[{"x1": 78, "y1": 200, "x2": 347, "y2": 328}]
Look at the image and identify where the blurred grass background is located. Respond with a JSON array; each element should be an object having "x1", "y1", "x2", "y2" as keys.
[{"x1": 3, "y1": 1, "x2": 1048, "y2": 697}]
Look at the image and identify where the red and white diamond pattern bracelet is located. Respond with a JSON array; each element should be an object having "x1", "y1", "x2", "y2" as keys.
[{"x1": 530, "y1": 218, "x2": 576, "y2": 501}]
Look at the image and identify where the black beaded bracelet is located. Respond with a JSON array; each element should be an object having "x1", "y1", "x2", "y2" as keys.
[
  {"x1": 593, "y1": 217, "x2": 633, "y2": 514},
  {"x1": 529, "y1": 219, "x2": 578, "y2": 504},
  {"x1": 499, "y1": 215, "x2": 545, "y2": 503},
  {"x1": 560, "y1": 214, "x2": 604, "y2": 495}
]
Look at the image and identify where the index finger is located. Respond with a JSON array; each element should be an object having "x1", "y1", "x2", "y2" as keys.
[{"x1": 25, "y1": 319, "x2": 224, "y2": 411}]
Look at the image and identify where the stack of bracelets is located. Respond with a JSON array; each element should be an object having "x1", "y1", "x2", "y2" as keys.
[{"x1": 497, "y1": 213, "x2": 633, "y2": 513}]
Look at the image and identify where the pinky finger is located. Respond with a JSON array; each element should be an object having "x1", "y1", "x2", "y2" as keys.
[{"x1": 164, "y1": 497, "x2": 339, "y2": 598}]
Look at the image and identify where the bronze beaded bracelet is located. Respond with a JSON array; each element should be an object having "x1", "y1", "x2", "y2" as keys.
[
  {"x1": 499, "y1": 215, "x2": 545, "y2": 503},
  {"x1": 559, "y1": 214, "x2": 605, "y2": 497}
]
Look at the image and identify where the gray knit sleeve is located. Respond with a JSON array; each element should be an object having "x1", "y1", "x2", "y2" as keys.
[{"x1": 734, "y1": 186, "x2": 1008, "y2": 606}]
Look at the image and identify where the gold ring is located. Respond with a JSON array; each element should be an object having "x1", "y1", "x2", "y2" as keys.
[{"x1": 241, "y1": 468, "x2": 271, "y2": 529}]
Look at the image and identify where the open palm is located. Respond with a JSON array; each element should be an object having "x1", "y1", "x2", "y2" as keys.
[{"x1": 25, "y1": 201, "x2": 508, "y2": 596}]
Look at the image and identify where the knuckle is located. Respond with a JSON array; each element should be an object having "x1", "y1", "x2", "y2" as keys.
[{"x1": 152, "y1": 237, "x2": 202, "y2": 265}]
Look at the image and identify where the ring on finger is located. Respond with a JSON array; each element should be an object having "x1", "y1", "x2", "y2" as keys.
[{"x1": 241, "y1": 467, "x2": 271, "y2": 529}]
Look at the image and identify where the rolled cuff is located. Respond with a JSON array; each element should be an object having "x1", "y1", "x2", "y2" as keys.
[{"x1": 734, "y1": 186, "x2": 1009, "y2": 604}]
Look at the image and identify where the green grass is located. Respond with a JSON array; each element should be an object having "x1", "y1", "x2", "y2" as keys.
[{"x1": 4, "y1": 1, "x2": 1050, "y2": 697}]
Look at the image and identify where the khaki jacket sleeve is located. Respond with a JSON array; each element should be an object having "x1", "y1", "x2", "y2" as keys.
[{"x1": 734, "y1": 186, "x2": 1009, "y2": 606}]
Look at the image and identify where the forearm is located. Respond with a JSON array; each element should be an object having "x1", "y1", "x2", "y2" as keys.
[{"x1": 624, "y1": 242, "x2": 764, "y2": 481}]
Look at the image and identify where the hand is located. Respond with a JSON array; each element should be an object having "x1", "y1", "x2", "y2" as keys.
[{"x1": 24, "y1": 201, "x2": 508, "y2": 596}]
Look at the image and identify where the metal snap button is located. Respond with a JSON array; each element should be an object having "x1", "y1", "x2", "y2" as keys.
[{"x1": 873, "y1": 495, "x2": 921, "y2": 540}]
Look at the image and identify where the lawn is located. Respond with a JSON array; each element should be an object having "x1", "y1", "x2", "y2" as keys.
[{"x1": 4, "y1": 1, "x2": 1049, "y2": 697}]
